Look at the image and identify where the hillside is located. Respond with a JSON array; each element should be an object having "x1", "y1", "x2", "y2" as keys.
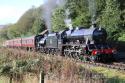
[{"x1": 0, "y1": 25, "x2": 5, "y2": 29}]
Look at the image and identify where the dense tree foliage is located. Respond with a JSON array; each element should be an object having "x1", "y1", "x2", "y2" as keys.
[
  {"x1": 99, "y1": 0, "x2": 121, "y2": 40},
  {"x1": 51, "y1": 7, "x2": 66, "y2": 31},
  {"x1": 0, "y1": 0, "x2": 125, "y2": 41},
  {"x1": 65, "y1": 0, "x2": 91, "y2": 27}
]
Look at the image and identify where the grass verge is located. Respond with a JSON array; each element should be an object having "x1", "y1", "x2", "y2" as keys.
[{"x1": 82, "y1": 64, "x2": 125, "y2": 83}]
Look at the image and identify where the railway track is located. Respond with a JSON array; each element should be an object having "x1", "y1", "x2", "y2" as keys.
[
  {"x1": 43, "y1": 52, "x2": 125, "y2": 72},
  {"x1": 61, "y1": 53, "x2": 125, "y2": 71},
  {"x1": 78, "y1": 61, "x2": 125, "y2": 71},
  {"x1": 51, "y1": 53, "x2": 125, "y2": 72}
]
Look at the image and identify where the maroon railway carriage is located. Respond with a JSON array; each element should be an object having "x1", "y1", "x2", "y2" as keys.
[
  {"x1": 4, "y1": 36, "x2": 35, "y2": 50},
  {"x1": 3, "y1": 40, "x2": 9, "y2": 47},
  {"x1": 13, "y1": 38, "x2": 22, "y2": 48},
  {"x1": 6, "y1": 40, "x2": 14, "y2": 48},
  {"x1": 21, "y1": 36, "x2": 35, "y2": 50},
  {"x1": 4, "y1": 38, "x2": 22, "y2": 48}
]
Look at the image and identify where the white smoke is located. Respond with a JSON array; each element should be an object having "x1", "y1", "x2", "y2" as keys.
[
  {"x1": 64, "y1": 9, "x2": 73, "y2": 30},
  {"x1": 88, "y1": 0, "x2": 97, "y2": 23},
  {"x1": 42, "y1": 0, "x2": 65, "y2": 33}
]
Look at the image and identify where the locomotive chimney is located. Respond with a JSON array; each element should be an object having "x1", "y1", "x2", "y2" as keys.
[{"x1": 99, "y1": 25, "x2": 102, "y2": 30}]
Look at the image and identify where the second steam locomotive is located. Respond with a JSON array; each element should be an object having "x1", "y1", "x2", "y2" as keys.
[{"x1": 3, "y1": 24, "x2": 116, "y2": 62}]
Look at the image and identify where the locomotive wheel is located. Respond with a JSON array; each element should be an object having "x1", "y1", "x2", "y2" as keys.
[
  {"x1": 75, "y1": 52, "x2": 80, "y2": 60},
  {"x1": 95, "y1": 56, "x2": 100, "y2": 62},
  {"x1": 64, "y1": 50, "x2": 67, "y2": 56},
  {"x1": 72, "y1": 52, "x2": 78, "y2": 60},
  {"x1": 70, "y1": 52, "x2": 73, "y2": 58},
  {"x1": 103, "y1": 55, "x2": 107, "y2": 62},
  {"x1": 72, "y1": 52, "x2": 75, "y2": 58},
  {"x1": 64, "y1": 50, "x2": 69, "y2": 57},
  {"x1": 55, "y1": 49, "x2": 58, "y2": 55},
  {"x1": 51, "y1": 49, "x2": 53, "y2": 55},
  {"x1": 89, "y1": 56, "x2": 96, "y2": 62},
  {"x1": 96, "y1": 55, "x2": 104, "y2": 62},
  {"x1": 109, "y1": 55, "x2": 114, "y2": 62}
]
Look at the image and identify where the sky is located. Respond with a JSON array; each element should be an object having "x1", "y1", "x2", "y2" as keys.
[{"x1": 0, "y1": 0, "x2": 45, "y2": 25}]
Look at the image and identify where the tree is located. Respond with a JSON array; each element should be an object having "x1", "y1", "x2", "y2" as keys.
[
  {"x1": 17, "y1": 8, "x2": 36, "y2": 36},
  {"x1": 7, "y1": 24, "x2": 21, "y2": 39},
  {"x1": 65, "y1": 0, "x2": 91, "y2": 27},
  {"x1": 99, "y1": 0, "x2": 121, "y2": 41},
  {"x1": 0, "y1": 28, "x2": 9, "y2": 40},
  {"x1": 31, "y1": 18, "x2": 46, "y2": 35},
  {"x1": 52, "y1": 7, "x2": 66, "y2": 31}
]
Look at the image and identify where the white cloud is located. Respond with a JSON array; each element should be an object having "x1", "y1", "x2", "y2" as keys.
[
  {"x1": 0, "y1": 6, "x2": 28, "y2": 24},
  {"x1": 0, "y1": 0, "x2": 45, "y2": 25}
]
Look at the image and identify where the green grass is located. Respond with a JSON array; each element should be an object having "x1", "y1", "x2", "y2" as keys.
[
  {"x1": 0, "y1": 75, "x2": 38, "y2": 83},
  {"x1": 0, "y1": 48, "x2": 125, "y2": 83},
  {"x1": 88, "y1": 66, "x2": 125, "y2": 83},
  {"x1": 79, "y1": 62, "x2": 125, "y2": 83},
  {"x1": 0, "y1": 76, "x2": 9, "y2": 83}
]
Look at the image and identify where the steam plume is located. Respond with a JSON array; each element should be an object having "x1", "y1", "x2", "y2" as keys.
[
  {"x1": 88, "y1": 0, "x2": 97, "y2": 23},
  {"x1": 64, "y1": 9, "x2": 73, "y2": 29},
  {"x1": 42, "y1": 0, "x2": 65, "y2": 33}
]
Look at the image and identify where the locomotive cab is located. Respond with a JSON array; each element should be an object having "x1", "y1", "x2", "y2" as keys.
[
  {"x1": 35, "y1": 35, "x2": 45, "y2": 51},
  {"x1": 46, "y1": 33, "x2": 58, "y2": 48}
]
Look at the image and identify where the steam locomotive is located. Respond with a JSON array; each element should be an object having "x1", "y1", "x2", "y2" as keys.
[{"x1": 3, "y1": 24, "x2": 116, "y2": 62}]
